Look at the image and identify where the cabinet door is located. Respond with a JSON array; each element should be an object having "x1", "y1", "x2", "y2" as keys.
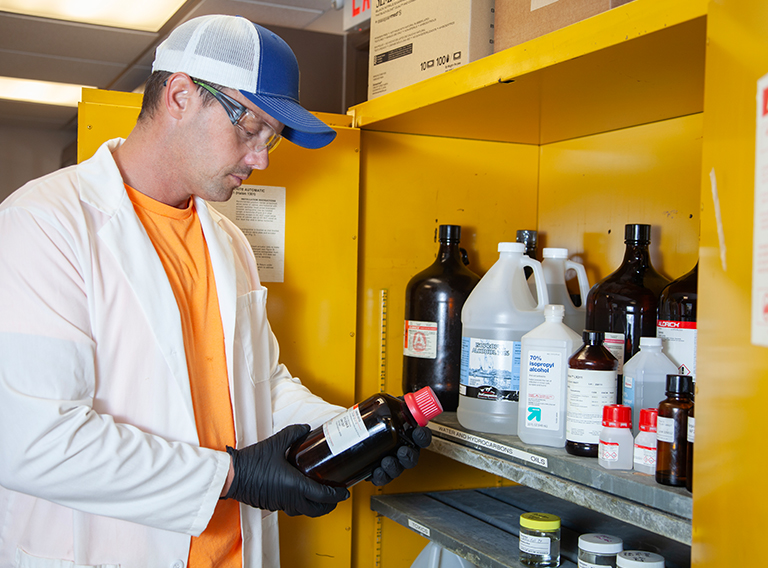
[
  {"x1": 78, "y1": 91, "x2": 360, "y2": 568},
  {"x1": 696, "y1": 1, "x2": 768, "y2": 566}
]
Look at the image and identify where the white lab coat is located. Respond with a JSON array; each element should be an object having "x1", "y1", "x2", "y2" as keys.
[{"x1": 0, "y1": 139, "x2": 344, "y2": 568}]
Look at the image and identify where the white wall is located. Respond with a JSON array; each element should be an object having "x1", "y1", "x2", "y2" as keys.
[{"x1": 0, "y1": 125, "x2": 76, "y2": 203}]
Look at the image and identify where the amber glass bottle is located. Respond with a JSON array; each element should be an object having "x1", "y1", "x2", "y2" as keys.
[
  {"x1": 402, "y1": 225, "x2": 480, "y2": 411},
  {"x1": 287, "y1": 387, "x2": 443, "y2": 488},
  {"x1": 517, "y1": 229, "x2": 538, "y2": 280},
  {"x1": 686, "y1": 402, "x2": 694, "y2": 493},
  {"x1": 656, "y1": 374, "x2": 694, "y2": 487},
  {"x1": 657, "y1": 262, "x2": 698, "y2": 381},
  {"x1": 585, "y1": 224, "x2": 670, "y2": 394},
  {"x1": 565, "y1": 331, "x2": 619, "y2": 457}
]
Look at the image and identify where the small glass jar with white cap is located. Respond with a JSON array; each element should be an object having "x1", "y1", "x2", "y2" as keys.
[
  {"x1": 519, "y1": 512, "x2": 561, "y2": 567},
  {"x1": 578, "y1": 533, "x2": 623, "y2": 567},
  {"x1": 616, "y1": 551, "x2": 665, "y2": 568}
]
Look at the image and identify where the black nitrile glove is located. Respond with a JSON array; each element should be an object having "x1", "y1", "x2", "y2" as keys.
[
  {"x1": 370, "y1": 425, "x2": 432, "y2": 487},
  {"x1": 225, "y1": 424, "x2": 349, "y2": 517}
]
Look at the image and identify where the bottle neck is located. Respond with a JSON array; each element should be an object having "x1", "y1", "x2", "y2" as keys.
[
  {"x1": 622, "y1": 240, "x2": 652, "y2": 265},
  {"x1": 437, "y1": 240, "x2": 462, "y2": 262}
]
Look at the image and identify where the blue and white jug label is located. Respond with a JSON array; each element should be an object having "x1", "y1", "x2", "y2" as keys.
[{"x1": 459, "y1": 336, "x2": 520, "y2": 402}]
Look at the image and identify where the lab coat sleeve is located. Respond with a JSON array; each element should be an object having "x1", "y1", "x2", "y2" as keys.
[{"x1": 0, "y1": 206, "x2": 229, "y2": 536}]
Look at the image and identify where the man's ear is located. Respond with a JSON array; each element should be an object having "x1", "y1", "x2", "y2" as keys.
[{"x1": 164, "y1": 73, "x2": 195, "y2": 120}]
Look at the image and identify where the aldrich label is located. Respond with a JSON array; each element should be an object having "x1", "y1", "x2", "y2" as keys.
[
  {"x1": 460, "y1": 336, "x2": 520, "y2": 402},
  {"x1": 657, "y1": 320, "x2": 697, "y2": 379}
]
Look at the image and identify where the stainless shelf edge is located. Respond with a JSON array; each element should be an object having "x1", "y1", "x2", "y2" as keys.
[{"x1": 428, "y1": 436, "x2": 692, "y2": 545}]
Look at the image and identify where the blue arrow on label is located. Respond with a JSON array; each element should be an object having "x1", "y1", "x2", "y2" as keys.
[{"x1": 528, "y1": 407, "x2": 542, "y2": 422}]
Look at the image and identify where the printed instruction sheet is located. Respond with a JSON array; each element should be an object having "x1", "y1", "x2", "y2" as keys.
[{"x1": 213, "y1": 185, "x2": 286, "y2": 283}]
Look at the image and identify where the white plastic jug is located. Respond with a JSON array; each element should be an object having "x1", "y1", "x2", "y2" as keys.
[
  {"x1": 458, "y1": 242, "x2": 549, "y2": 435},
  {"x1": 537, "y1": 248, "x2": 590, "y2": 335},
  {"x1": 518, "y1": 304, "x2": 581, "y2": 448},
  {"x1": 622, "y1": 336, "x2": 678, "y2": 437}
]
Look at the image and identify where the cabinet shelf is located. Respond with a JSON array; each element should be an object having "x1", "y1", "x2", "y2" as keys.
[
  {"x1": 349, "y1": 0, "x2": 707, "y2": 145},
  {"x1": 372, "y1": 485, "x2": 690, "y2": 568},
  {"x1": 427, "y1": 414, "x2": 692, "y2": 545}
]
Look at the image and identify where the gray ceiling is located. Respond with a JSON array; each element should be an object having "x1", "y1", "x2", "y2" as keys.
[{"x1": 0, "y1": 0, "x2": 348, "y2": 131}]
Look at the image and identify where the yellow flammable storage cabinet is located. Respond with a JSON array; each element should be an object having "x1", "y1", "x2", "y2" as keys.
[{"x1": 78, "y1": 0, "x2": 767, "y2": 566}]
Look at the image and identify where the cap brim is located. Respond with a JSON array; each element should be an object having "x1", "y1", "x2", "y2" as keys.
[{"x1": 242, "y1": 91, "x2": 336, "y2": 150}]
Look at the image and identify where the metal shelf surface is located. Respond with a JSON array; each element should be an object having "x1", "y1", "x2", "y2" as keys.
[
  {"x1": 426, "y1": 413, "x2": 692, "y2": 545},
  {"x1": 372, "y1": 485, "x2": 689, "y2": 568}
]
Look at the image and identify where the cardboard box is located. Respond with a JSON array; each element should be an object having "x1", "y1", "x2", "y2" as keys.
[
  {"x1": 494, "y1": 0, "x2": 633, "y2": 53},
  {"x1": 368, "y1": 0, "x2": 495, "y2": 100}
]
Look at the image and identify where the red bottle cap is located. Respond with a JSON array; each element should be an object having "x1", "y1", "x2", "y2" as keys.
[
  {"x1": 404, "y1": 387, "x2": 444, "y2": 426},
  {"x1": 639, "y1": 408, "x2": 659, "y2": 433},
  {"x1": 602, "y1": 404, "x2": 631, "y2": 428}
]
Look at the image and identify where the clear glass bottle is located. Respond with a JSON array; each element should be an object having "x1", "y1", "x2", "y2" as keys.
[
  {"x1": 655, "y1": 374, "x2": 693, "y2": 487},
  {"x1": 519, "y1": 512, "x2": 561, "y2": 567},
  {"x1": 578, "y1": 533, "x2": 623, "y2": 567},
  {"x1": 566, "y1": 331, "x2": 619, "y2": 457},
  {"x1": 657, "y1": 262, "x2": 698, "y2": 383},
  {"x1": 585, "y1": 224, "x2": 670, "y2": 396},
  {"x1": 287, "y1": 386, "x2": 443, "y2": 487},
  {"x1": 633, "y1": 408, "x2": 658, "y2": 475},
  {"x1": 403, "y1": 224, "x2": 480, "y2": 411}
]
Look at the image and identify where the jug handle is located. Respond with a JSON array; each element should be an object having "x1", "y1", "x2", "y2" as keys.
[
  {"x1": 521, "y1": 257, "x2": 549, "y2": 310},
  {"x1": 565, "y1": 259, "x2": 591, "y2": 304}
]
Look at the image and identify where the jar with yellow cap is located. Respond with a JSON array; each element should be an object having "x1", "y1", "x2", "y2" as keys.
[{"x1": 519, "y1": 512, "x2": 561, "y2": 567}]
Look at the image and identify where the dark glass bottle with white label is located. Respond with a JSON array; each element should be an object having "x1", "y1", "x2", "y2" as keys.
[
  {"x1": 585, "y1": 224, "x2": 670, "y2": 400},
  {"x1": 657, "y1": 261, "x2": 698, "y2": 381},
  {"x1": 287, "y1": 387, "x2": 442, "y2": 488},
  {"x1": 656, "y1": 374, "x2": 693, "y2": 487},
  {"x1": 566, "y1": 331, "x2": 619, "y2": 457},
  {"x1": 403, "y1": 225, "x2": 480, "y2": 411}
]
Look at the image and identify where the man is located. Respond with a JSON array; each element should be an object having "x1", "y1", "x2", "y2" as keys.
[{"x1": 0, "y1": 15, "x2": 430, "y2": 568}]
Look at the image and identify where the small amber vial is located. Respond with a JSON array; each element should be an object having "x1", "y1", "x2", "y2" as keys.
[{"x1": 519, "y1": 512, "x2": 561, "y2": 567}]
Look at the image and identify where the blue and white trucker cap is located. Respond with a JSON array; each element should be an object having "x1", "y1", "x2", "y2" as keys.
[{"x1": 152, "y1": 14, "x2": 336, "y2": 149}]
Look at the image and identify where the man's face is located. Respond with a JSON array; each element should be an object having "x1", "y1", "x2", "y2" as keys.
[{"x1": 182, "y1": 86, "x2": 284, "y2": 203}]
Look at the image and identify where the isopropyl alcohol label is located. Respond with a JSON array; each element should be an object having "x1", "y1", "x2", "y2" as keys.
[
  {"x1": 323, "y1": 405, "x2": 369, "y2": 456},
  {"x1": 656, "y1": 415, "x2": 676, "y2": 443},
  {"x1": 403, "y1": 320, "x2": 438, "y2": 359},
  {"x1": 519, "y1": 532, "x2": 551, "y2": 555},
  {"x1": 603, "y1": 332, "x2": 626, "y2": 373},
  {"x1": 657, "y1": 321, "x2": 697, "y2": 379},
  {"x1": 460, "y1": 336, "x2": 520, "y2": 402},
  {"x1": 523, "y1": 349, "x2": 563, "y2": 431},
  {"x1": 565, "y1": 369, "x2": 618, "y2": 444}
]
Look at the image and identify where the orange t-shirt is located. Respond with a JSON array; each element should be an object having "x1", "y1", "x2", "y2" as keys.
[{"x1": 126, "y1": 185, "x2": 242, "y2": 568}]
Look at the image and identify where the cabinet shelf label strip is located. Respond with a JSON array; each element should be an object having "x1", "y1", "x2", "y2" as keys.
[{"x1": 429, "y1": 422, "x2": 548, "y2": 468}]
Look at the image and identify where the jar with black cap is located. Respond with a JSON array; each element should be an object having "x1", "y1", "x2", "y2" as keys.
[
  {"x1": 655, "y1": 374, "x2": 694, "y2": 487},
  {"x1": 585, "y1": 224, "x2": 670, "y2": 398},
  {"x1": 403, "y1": 224, "x2": 480, "y2": 411}
]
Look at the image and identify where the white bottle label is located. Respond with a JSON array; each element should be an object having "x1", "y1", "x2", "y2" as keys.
[
  {"x1": 657, "y1": 321, "x2": 697, "y2": 379},
  {"x1": 603, "y1": 332, "x2": 626, "y2": 373},
  {"x1": 566, "y1": 369, "x2": 618, "y2": 444},
  {"x1": 523, "y1": 349, "x2": 563, "y2": 431},
  {"x1": 323, "y1": 405, "x2": 369, "y2": 456},
  {"x1": 656, "y1": 415, "x2": 677, "y2": 443},
  {"x1": 460, "y1": 337, "x2": 520, "y2": 402},
  {"x1": 403, "y1": 320, "x2": 438, "y2": 359},
  {"x1": 519, "y1": 532, "x2": 551, "y2": 555},
  {"x1": 687, "y1": 416, "x2": 695, "y2": 443},
  {"x1": 579, "y1": 560, "x2": 605, "y2": 568},
  {"x1": 599, "y1": 439, "x2": 620, "y2": 462},
  {"x1": 634, "y1": 443, "x2": 657, "y2": 467}
]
